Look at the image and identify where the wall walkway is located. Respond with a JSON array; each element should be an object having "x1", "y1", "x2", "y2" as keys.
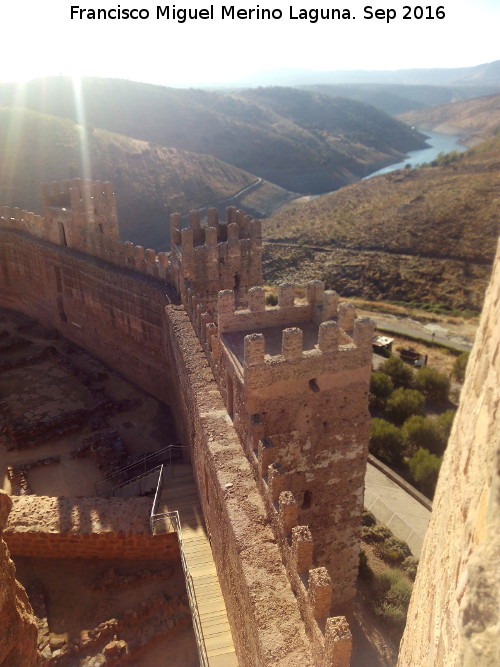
[{"x1": 156, "y1": 465, "x2": 238, "y2": 667}]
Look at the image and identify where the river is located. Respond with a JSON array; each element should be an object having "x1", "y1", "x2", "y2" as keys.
[
  {"x1": 364, "y1": 130, "x2": 468, "y2": 178},
  {"x1": 294, "y1": 130, "x2": 467, "y2": 204}
]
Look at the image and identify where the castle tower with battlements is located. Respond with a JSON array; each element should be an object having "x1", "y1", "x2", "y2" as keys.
[
  {"x1": 211, "y1": 282, "x2": 374, "y2": 610},
  {"x1": 41, "y1": 179, "x2": 120, "y2": 250},
  {"x1": 0, "y1": 178, "x2": 377, "y2": 665},
  {"x1": 169, "y1": 206, "x2": 262, "y2": 309}
]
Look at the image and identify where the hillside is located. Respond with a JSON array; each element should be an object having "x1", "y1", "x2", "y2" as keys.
[
  {"x1": 298, "y1": 83, "x2": 500, "y2": 116},
  {"x1": 263, "y1": 136, "x2": 500, "y2": 312},
  {"x1": 0, "y1": 106, "x2": 295, "y2": 249},
  {"x1": 398, "y1": 93, "x2": 500, "y2": 144},
  {"x1": 240, "y1": 60, "x2": 500, "y2": 88},
  {"x1": 0, "y1": 77, "x2": 426, "y2": 194}
]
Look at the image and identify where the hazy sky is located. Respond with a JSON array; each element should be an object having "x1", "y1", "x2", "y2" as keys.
[{"x1": 2, "y1": 0, "x2": 499, "y2": 85}]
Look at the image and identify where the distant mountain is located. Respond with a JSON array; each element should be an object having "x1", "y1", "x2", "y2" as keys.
[
  {"x1": 262, "y1": 135, "x2": 500, "y2": 312},
  {"x1": 398, "y1": 93, "x2": 500, "y2": 144},
  {"x1": 237, "y1": 60, "x2": 500, "y2": 88},
  {"x1": 297, "y1": 83, "x2": 500, "y2": 116},
  {"x1": 0, "y1": 106, "x2": 289, "y2": 249},
  {"x1": 0, "y1": 77, "x2": 427, "y2": 194}
]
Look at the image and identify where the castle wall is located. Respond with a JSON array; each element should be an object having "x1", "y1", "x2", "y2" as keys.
[
  {"x1": 4, "y1": 496, "x2": 179, "y2": 561},
  {"x1": 0, "y1": 229, "x2": 172, "y2": 403},
  {"x1": 398, "y1": 238, "x2": 500, "y2": 667},
  {"x1": 162, "y1": 304, "x2": 317, "y2": 667}
]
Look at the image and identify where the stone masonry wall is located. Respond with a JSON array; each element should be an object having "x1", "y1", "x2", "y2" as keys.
[
  {"x1": 398, "y1": 238, "x2": 500, "y2": 667},
  {"x1": 4, "y1": 496, "x2": 179, "y2": 561},
  {"x1": 214, "y1": 286, "x2": 373, "y2": 610},
  {"x1": 0, "y1": 491, "x2": 40, "y2": 666},
  {"x1": 162, "y1": 304, "x2": 316, "y2": 667},
  {"x1": 0, "y1": 229, "x2": 173, "y2": 403}
]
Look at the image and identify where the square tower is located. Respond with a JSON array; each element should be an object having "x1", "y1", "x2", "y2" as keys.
[
  {"x1": 41, "y1": 179, "x2": 119, "y2": 250},
  {"x1": 170, "y1": 207, "x2": 262, "y2": 310},
  {"x1": 215, "y1": 282, "x2": 374, "y2": 609}
]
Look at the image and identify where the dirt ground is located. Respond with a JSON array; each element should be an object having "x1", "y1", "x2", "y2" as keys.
[
  {"x1": 0, "y1": 308, "x2": 178, "y2": 496},
  {"x1": 14, "y1": 556, "x2": 198, "y2": 667},
  {"x1": 0, "y1": 308, "x2": 200, "y2": 665}
]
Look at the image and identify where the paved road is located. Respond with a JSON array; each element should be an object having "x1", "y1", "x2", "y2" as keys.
[
  {"x1": 364, "y1": 462, "x2": 431, "y2": 557},
  {"x1": 359, "y1": 309, "x2": 475, "y2": 351}
]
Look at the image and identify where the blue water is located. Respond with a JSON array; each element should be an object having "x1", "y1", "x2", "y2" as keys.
[{"x1": 365, "y1": 130, "x2": 467, "y2": 179}]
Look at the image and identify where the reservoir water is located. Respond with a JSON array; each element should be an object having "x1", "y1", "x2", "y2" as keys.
[
  {"x1": 295, "y1": 130, "x2": 467, "y2": 204},
  {"x1": 365, "y1": 130, "x2": 467, "y2": 178}
]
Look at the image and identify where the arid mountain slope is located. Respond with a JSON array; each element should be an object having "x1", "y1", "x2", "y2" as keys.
[
  {"x1": 0, "y1": 77, "x2": 426, "y2": 194},
  {"x1": 0, "y1": 107, "x2": 291, "y2": 249},
  {"x1": 398, "y1": 93, "x2": 500, "y2": 144},
  {"x1": 263, "y1": 136, "x2": 500, "y2": 311},
  {"x1": 299, "y1": 83, "x2": 500, "y2": 116}
]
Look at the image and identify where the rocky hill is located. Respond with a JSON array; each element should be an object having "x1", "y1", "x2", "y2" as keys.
[
  {"x1": 0, "y1": 106, "x2": 293, "y2": 249},
  {"x1": 262, "y1": 135, "x2": 500, "y2": 312},
  {"x1": 398, "y1": 93, "x2": 500, "y2": 144},
  {"x1": 0, "y1": 77, "x2": 427, "y2": 194}
]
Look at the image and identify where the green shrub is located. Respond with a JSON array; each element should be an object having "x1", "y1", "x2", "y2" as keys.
[
  {"x1": 362, "y1": 523, "x2": 393, "y2": 543},
  {"x1": 402, "y1": 415, "x2": 445, "y2": 456},
  {"x1": 380, "y1": 536, "x2": 412, "y2": 564},
  {"x1": 376, "y1": 601, "x2": 408, "y2": 629},
  {"x1": 437, "y1": 409, "x2": 455, "y2": 442},
  {"x1": 369, "y1": 418, "x2": 404, "y2": 465},
  {"x1": 408, "y1": 448, "x2": 442, "y2": 498},
  {"x1": 452, "y1": 351, "x2": 470, "y2": 383},
  {"x1": 379, "y1": 356, "x2": 414, "y2": 388},
  {"x1": 385, "y1": 388, "x2": 426, "y2": 426},
  {"x1": 414, "y1": 366, "x2": 450, "y2": 403},
  {"x1": 362, "y1": 509, "x2": 376, "y2": 527},
  {"x1": 370, "y1": 371, "x2": 394, "y2": 403},
  {"x1": 358, "y1": 549, "x2": 373, "y2": 580},
  {"x1": 402, "y1": 556, "x2": 419, "y2": 581}
]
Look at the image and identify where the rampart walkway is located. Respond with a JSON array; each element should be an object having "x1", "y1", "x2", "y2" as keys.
[{"x1": 157, "y1": 465, "x2": 238, "y2": 667}]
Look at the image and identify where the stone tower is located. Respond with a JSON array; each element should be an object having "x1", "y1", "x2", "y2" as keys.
[
  {"x1": 41, "y1": 179, "x2": 119, "y2": 250},
  {"x1": 169, "y1": 207, "x2": 262, "y2": 309},
  {"x1": 213, "y1": 282, "x2": 374, "y2": 610}
]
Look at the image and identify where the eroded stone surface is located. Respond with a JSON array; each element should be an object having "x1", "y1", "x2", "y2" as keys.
[
  {"x1": 398, "y1": 238, "x2": 500, "y2": 666},
  {"x1": 0, "y1": 490, "x2": 39, "y2": 666}
]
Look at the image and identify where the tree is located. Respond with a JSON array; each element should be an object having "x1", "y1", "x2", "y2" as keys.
[
  {"x1": 385, "y1": 388, "x2": 426, "y2": 426},
  {"x1": 452, "y1": 351, "x2": 470, "y2": 383},
  {"x1": 437, "y1": 409, "x2": 455, "y2": 443},
  {"x1": 402, "y1": 415, "x2": 444, "y2": 456},
  {"x1": 408, "y1": 448, "x2": 442, "y2": 498},
  {"x1": 369, "y1": 418, "x2": 404, "y2": 466},
  {"x1": 379, "y1": 356, "x2": 414, "y2": 388},
  {"x1": 370, "y1": 371, "x2": 394, "y2": 406},
  {"x1": 414, "y1": 366, "x2": 450, "y2": 403}
]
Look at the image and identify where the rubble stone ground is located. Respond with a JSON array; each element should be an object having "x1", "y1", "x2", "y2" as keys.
[{"x1": 0, "y1": 308, "x2": 198, "y2": 666}]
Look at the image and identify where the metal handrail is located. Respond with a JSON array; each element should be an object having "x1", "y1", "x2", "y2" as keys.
[
  {"x1": 151, "y1": 509, "x2": 209, "y2": 667},
  {"x1": 95, "y1": 444, "x2": 188, "y2": 495}
]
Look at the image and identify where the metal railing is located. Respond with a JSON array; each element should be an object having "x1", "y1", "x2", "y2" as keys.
[
  {"x1": 95, "y1": 444, "x2": 188, "y2": 496},
  {"x1": 151, "y1": 508, "x2": 209, "y2": 667}
]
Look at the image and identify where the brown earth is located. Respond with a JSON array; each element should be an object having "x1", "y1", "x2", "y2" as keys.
[{"x1": 263, "y1": 135, "x2": 500, "y2": 312}]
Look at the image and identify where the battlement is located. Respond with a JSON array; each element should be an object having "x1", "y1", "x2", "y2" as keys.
[
  {"x1": 217, "y1": 282, "x2": 345, "y2": 334},
  {"x1": 0, "y1": 206, "x2": 45, "y2": 239},
  {"x1": 0, "y1": 181, "x2": 170, "y2": 284},
  {"x1": 216, "y1": 284, "x2": 374, "y2": 388},
  {"x1": 170, "y1": 206, "x2": 262, "y2": 308}
]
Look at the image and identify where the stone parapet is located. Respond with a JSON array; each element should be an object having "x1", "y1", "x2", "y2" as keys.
[{"x1": 4, "y1": 496, "x2": 179, "y2": 561}]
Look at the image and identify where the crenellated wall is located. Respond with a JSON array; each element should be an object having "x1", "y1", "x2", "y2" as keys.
[
  {"x1": 0, "y1": 179, "x2": 360, "y2": 666},
  {"x1": 0, "y1": 228, "x2": 173, "y2": 403},
  {"x1": 170, "y1": 206, "x2": 262, "y2": 308}
]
